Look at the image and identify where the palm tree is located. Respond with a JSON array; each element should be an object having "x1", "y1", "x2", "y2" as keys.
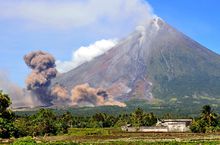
[{"x1": 201, "y1": 105, "x2": 217, "y2": 126}]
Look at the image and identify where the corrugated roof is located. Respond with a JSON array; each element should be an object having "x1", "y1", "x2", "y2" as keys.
[{"x1": 161, "y1": 119, "x2": 192, "y2": 122}]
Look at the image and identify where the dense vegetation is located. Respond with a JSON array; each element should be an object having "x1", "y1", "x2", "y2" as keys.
[
  {"x1": 0, "y1": 90, "x2": 17, "y2": 138},
  {"x1": 1, "y1": 90, "x2": 220, "y2": 142},
  {"x1": 190, "y1": 105, "x2": 220, "y2": 133},
  {"x1": 16, "y1": 98, "x2": 220, "y2": 118},
  {"x1": 14, "y1": 107, "x2": 157, "y2": 137}
]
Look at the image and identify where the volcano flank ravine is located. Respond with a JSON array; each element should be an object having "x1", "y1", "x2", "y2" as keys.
[{"x1": 24, "y1": 17, "x2": 220, "y2": 108}]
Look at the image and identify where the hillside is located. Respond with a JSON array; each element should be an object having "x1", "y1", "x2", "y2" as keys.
[{"x1": 50, "y1": 17, "x2": 220, "y2": 106}]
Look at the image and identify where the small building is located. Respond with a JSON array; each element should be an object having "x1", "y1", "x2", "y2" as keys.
[
  {"x1": 121, "y1": 119, "x2": 192, "y2": 132},
  {"x1": 156, "y1": 119, "x2": 192, "y2": 132}
]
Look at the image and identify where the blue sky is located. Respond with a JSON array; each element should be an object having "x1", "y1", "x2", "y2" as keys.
[
  {"x1": 148, "y1": 0, "x2": 220, "y2": 54},
  {"x1": 0, "y1": 0, "x2": 219, "y2": 87}
]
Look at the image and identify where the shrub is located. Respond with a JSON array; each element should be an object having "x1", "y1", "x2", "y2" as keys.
[{"x1": 12, "y1": 136, "x2": 36, "y2": 145}]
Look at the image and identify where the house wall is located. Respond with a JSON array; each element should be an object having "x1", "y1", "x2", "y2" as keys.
[
  {"x1": 121, "y1": 126, "x2": 168, "y2": 132},
  {"x1": 121, "y1": 126, "x2": 138, "y2": 132},
  {"x1": 140, "y1": 127, "x2": 168, "y2": 132},
  {"x1": 162, "y1": 122, "x2": 190, "y2": 132}
]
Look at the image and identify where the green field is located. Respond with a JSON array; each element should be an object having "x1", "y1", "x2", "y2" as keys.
[{"x1": 2, "y1": 128, "x2": 220, "y2": 144}]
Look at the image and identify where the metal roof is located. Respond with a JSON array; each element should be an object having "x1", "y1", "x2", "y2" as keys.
[{"x1": 161, "y1": 119, "x2": 192, "y2": 122}]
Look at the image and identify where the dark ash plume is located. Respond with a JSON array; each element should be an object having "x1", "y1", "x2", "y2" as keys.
[
  {"x1": 71, "y1": 83, "x2": 126, "y2": 107},
  {"x1": 24, "y1": 51, "x2": 56, "y2": 71},
  {"x1": 24, "y1": 51, "x2": 57, "y2": 106},
  {"x1": 51, "y1": 84, "x2": 69, "y2": 101},
  {"x1": 24, "y1": 51, "x2": 126, "y2": 107}
]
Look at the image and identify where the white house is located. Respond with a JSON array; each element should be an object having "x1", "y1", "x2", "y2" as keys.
[
  {"x1": 156, "y1": 119, "x2": 192, "y2": 132},
  {"x1": 121, "y1": 119, "x2": 192, "y2": 132}
]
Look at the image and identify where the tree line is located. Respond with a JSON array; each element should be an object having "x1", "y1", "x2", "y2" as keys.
[
  {"x1": 0, "y1": 90, "x2": 157, "y2": 138},
  {"x1": 1, "y1": 90, "x2": 220, "y2": 138}
]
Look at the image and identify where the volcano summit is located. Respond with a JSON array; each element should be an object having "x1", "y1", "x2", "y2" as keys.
[{"x1": 25, "y1": 17, "x2": 220, "y2": 107}]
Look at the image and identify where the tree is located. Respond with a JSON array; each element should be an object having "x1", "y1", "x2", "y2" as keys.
[
  {"x1": 30, "y1": 109, "x2": 58, "y2": 136},
  {"x1": 57, "y1": 111, "x2": 73, "y2": 133},
  {"x1": 130, "y1": 108, "x2": 157, "y2": 127},
  {"x1": 142, "y1": 112, "x2": 157, "y2": 126},
  {"x1": 103, "y1": 115, "x2": 116, "y2": 127},
  {"x1": 131, "y1": 108, "x2": 144, "y2": 127},
  {"x1": 14, "y1": 117, "x2": 30, "y2": 137},
  {"x1": 115, "y1": 114, "x2": 130, "y2": 127},
  {"x1": 201, "y1": 105, "x2": 218, "y2": 127},
  {"x1": 190, "y1": 105, "x2": 219, "y2": 133},
  {"x1": 190, "y1": 119, "x2": 207, "y2": 133},
  {"x1": 91, "y1": 113, "x2": 106, "y2": 128},
  {"x1": 0, "y1": 90, "x2": 17, "y2": 138}
]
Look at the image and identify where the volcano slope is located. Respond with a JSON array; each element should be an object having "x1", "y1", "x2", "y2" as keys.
[{"x1": 51, "y1": 17, "x2": 220, "y2": 105}]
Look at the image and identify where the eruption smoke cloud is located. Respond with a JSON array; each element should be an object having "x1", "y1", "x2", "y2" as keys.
[
  {"x1": 24, "y1": 51, "x2": 56, "y2": 71},
  {"x1": 24, "y1": 51, "x2": 57, "y2": 105},
  {"x1": 71, "y1": 83, "x2": 126, "y2": 107},
  {"x1": 51, "y1": 84, "x2": 68, "y2": 101},
  {"x1": 0, "y1": 71, "x2": 40, "y2": 108},
  {"x1": 24, "y1": 51, "x2": 126, "y2": 107}
]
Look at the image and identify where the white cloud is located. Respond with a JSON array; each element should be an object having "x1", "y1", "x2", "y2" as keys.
[
  {"x1": 56, "y1": 39, "x2": 117, "y2": 73},
  {"x1": 0, "y1": 0, "x2": 155, "y2": 73},
  {"x1": 0, "y1": 0, "x2": 153, "y2": 29}
]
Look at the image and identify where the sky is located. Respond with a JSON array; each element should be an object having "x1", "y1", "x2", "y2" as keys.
[{"x1": 0, "y1": 0, "x2": 219, "y2": 87}]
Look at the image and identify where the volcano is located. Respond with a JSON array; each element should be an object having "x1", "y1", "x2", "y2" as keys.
[{"x1": 51, "y1": 17, "x2": 220, "y2": 104}]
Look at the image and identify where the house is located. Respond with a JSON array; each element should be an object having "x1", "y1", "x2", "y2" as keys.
[
  {"x1": 156, "y1": 119, "x2": 192, "y2": 132},
  {"x1": 121, "y1": 119, "x2": 192, "y2": 132}
]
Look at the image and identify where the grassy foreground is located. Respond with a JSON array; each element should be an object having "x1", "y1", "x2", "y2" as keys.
[{"x1": 2, "y1": 128, "x2": 220, "y2": 144}]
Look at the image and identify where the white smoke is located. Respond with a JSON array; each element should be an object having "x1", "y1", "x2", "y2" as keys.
[{"x1": 56, "y1": 39, "x2": 117, "y2": 73}]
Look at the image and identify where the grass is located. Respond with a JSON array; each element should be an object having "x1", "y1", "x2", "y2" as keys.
[
  {"x1": 67, "y1": 128, "x2": 120, "y2": 136},
  {"x1": 10, "y1": 139, "x2": 220, "y2": 145},
  {"x1": 3, "y1": 128, "x2": 220, "y2": 144}
]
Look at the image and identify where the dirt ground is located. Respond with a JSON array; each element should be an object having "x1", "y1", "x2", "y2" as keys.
[{"x1": 38, "y1": 132, "x2": 220, "y2": 144}]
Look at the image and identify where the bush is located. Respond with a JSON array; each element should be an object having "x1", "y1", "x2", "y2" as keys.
[
  {"x1": 190, "y1": 119, "x2": 206, "y2": 133},
  {"x1": 12, "y1": 136, "x2": 36, "y2": 145}
]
